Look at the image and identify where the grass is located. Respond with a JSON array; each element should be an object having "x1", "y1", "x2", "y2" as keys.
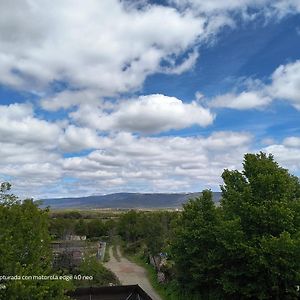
[
  {"x1": 103, "y1": 242, "x2": 110, "y2": 262},
  {"x1": 112, "y1": 244, "x2": 121, "y2": 262}
]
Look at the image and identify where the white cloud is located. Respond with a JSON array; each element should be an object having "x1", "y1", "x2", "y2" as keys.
[
  {"x1": 210, "y1": 91, "x2": 272, "y2": 110},
  {"x1": 1, "y1": 1, "x2": 300, "y2": 199},
  {"x1": 163, "y1": 49, "x2": 199, "y2": 75},
  {"x1": 0, "y1": 103, "x2": 113, "y2": 155},
  {"x1": 60, "y1": 131, "x2": 252, "y2": 194},
  {"x1": 2, "y1": 0, "x2": 296, "y2": 112},
  {"x1": 2, "y1": 163, "x2": 61, "y2": 180},
  {"x1": 0, "y1": 103, "x2": 61, "y2": 147},
  {"x1": 168, "y1": 0, "x2": 300, "y2": 16},
  {"x1": 71, "y1": 94, "x2": 214, "y2": 133},
  {"x1": 283, "y1": 136, "x2": 300, "y2": 148},
  {"x1": 263, "y1": 143, "x2": 300, "y2": 172},
  {"x1": 40, "y1": 90, "x2": 101, "y2": 111},
  {"x1": 0, "y1": 0, "x2": 204, "y2": 97},
  {"x1": 0, "y1": 103, "x2": 112, "y2": 197},
  {"x1": 0, "y1": 142, "x2": 59, "y2": 165},
  {"x1": 58, "y1": 125, "x2": 103, "y2": 152},
  {"x1": 0, "y1": 128, "x2": 253, "y2": 198},
  {"x1": 210, "y1": 60, "x2": 300, "y2": 110},
  {"x1": 2, "y1": 110, "x2": 300, "y2": 199},
  {"x1": 268, "y1": 60, "x2": 300, "y2": 109},
  {"x1": 201, "y1": 131, "x2": 252, "y2": 149},
  {"x1": 261, "y1": 137, "x2": 276, "y2": 145}
]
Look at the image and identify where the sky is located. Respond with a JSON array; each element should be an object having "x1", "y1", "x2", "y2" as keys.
[{"x1": 0, "y1": 0, "x2": 300, "y2": 199}]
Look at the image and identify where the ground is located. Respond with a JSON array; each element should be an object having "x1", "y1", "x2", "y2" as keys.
[{"x1": 105, "y1": 246, "x2": 162, "y2": 300}]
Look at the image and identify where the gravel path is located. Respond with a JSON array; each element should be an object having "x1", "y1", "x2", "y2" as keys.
[{"x1": 105, "y1": 246, "x2": 162, "y2": 300}]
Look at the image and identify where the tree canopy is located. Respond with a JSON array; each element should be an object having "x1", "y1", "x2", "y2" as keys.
[
  {"x1": 171, "y1": 153, "x2": 300, "y2": 299},
  {"x1": 0, "y1": 183, "x2": 70, "y2": 299}
]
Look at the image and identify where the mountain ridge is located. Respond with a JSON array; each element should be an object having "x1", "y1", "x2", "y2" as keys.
[{"x1": 39, "y1": 192, "x2": 222, "y2": 209}]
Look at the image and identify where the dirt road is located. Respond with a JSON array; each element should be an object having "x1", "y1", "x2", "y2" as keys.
[{"x1": 105, "y1": 246, "x2": 162, "y2": 300}]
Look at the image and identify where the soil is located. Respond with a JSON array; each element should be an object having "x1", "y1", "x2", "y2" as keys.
[{"x1": 105, "y1": 246, "x2": 162, "y2": 300}]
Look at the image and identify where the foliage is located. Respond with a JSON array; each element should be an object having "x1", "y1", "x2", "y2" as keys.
[
  {"x1": 118, "y1": 210, "x2": 141, "y2": 243},
  {"x1": 75, "y1": 257, "x2": 119, "y2": 287},
  {"x1": 74, "y1": 219, "x2": 87, "y2": 236},
  {"x1": 118, "y1": 210, "x2": 177, "y2": 259},
  {"x1": 49, "y1": 217, "x2": 75, "y2": 239},
  {"x1": 171, "y1": 153, "x2": 300, "y2": 299},
  {"x1": 0, "y1": 183, "x2": 71, "y2": 299},
  {"x1": 86, "y1": 219, "x2": 107, "y2": 238},
  {"x1": 50, "y1": 211, "x2": 83, "y2": 219},
  {"x1": 49, "y1": 217, "x2": 109, "y2": 239},
  {"x1": 171, "y1": 190, "x2": 220, "y2": 298},
  {"x1": 112, "y1": 245, "x2": 121, "y2": 262}
]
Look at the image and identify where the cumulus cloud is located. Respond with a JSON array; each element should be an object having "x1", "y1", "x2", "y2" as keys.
[
  {"x1": 210, "y1": 60, "x2": 300, "y2": 110},
  {"x1": 0, "y1": 109, "x2": 64, "y2": 198},
  {"x1": 61, "y1": 131, "x2": 252, "y2": 194},
  {"x1": 268, "y1": 60, "x2": 300, "y2": 109},
  {"x1": 0, "y1": 0, "x2": 205, "y2": 97},
  {"x1": 0, "y1": 124, "x2": 253, "y2": 198},
  {"x1": 0, "y1": 103, "x2": 113, "y2": 198},
  {"x1": 40, "y1": 90, "x2": 101, "y2": 111},
  {"x1": 58, "y1": 125, "x2": 103, "y2": 152},
  {"x1": 0, "y1": 101, "x2": 248, "y2": 198},
  {"x1": 263, "y1": 142, "x2": 300, "y2": 172},
  {"x1": 70, "y1": 94, "x2": 214, "y2": 134},
  {"x1": 168, "y1": 0, "x2": 300, "y2": 16},
  {"x1": 283, "y1": 136, "x2": 300, "y2": 147},
  {"x1": 210, "y1": 91, "x2": 272, "y2": 110},
  {"x1": 2, "y1": 0, "x2": 296, "y2": 111},
  {"x1": 2, "y1": 103, "x2": 299, "y2": 199},
  {"x1": 0, "y1": 103, "x2": 61, "y2": 147},
  {"x1": 1, "y1": 1, "x2": 299, "y2": 199},
  {"x1": 0, "y1": 103, "x2": 102, "y2": 153}
]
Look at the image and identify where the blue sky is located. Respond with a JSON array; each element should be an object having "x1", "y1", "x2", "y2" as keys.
[{"x1": 0, "y1": 0, "x2": 300, "y2": 198}]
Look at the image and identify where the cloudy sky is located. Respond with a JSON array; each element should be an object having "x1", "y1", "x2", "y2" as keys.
[{"x1": 1, "y1": 0, "x2": 300, "y2": 199}]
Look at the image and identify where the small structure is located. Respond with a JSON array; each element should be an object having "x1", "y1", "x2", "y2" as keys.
[
  {"x1": 67, "y1": 285, "x2": 153, "y2": 300},
  {"x1": 52, "y1": 240, "x2": 86, "y2": 269},
  {"x1": 149, "y1": 253, "x2": 167, "y2": 270},
  {"x1": 53, "y1": 248, "x2": 84, "y2": 269},
  {"x1": 64, "y1": 234, "x2": 86, "y2": 241},
  {"x1": 97, "y1": 241, "x2": 106, "y2": 261}
]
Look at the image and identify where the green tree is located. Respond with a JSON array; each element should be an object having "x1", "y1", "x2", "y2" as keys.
[
  {"x1": 87, "y1": 219, "x2": 106, "y2": 238},
  {"x1": 118, "y1": 210, "x2": 141, "y2": 243},
  {"x1": 141, "y1": 213, "x2": 164, "y2": 266},
  {"x1": 74, "y1": 219, "x2": 88, "y2": 236},
  {"x1": 171, "y1": 190, "x2": 220, "y2": 298},
  {"x1": 0, "y1": 183, "x2": 71, "y2": 299},
  {"x1": 171, "y1": 153, "x2": 300, "y2": 299},
  {"x1": 219, "y1": 152, "x2": 300, "y2": 299},
  {"x1": 49, "y1": 217, "x2": 75, "y2": 239}
]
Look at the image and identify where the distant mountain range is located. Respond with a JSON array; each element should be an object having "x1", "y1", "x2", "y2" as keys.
[{"x1": 39, "y1": 192, "x2": 222, "y2": 210}]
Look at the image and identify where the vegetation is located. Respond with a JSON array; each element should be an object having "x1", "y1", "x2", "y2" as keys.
[
  {"x1": 118, "y1": 210, "x2": 176, "y2": 256},
  {"x1": 112, "y1": 245, "x2": 121, "y2": 262},
  {"x1": 49, "y1": 217, "x2": 109, "y2": 239},
  {"x1": 171, "y1": 153, "x2": 300, "y2": 299},
  {"x1": 0, "y1": 183, "x2": 71, "y2": 300},
  {"x1": 116, "y1": 153, "x2": 300, "y2": 299},
  {"x1": 74, "y1": 257, "x2": 119, "y2": 287},
  {"x1": 103, "y1": 243, "x2": 110, "y2": 263}
]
